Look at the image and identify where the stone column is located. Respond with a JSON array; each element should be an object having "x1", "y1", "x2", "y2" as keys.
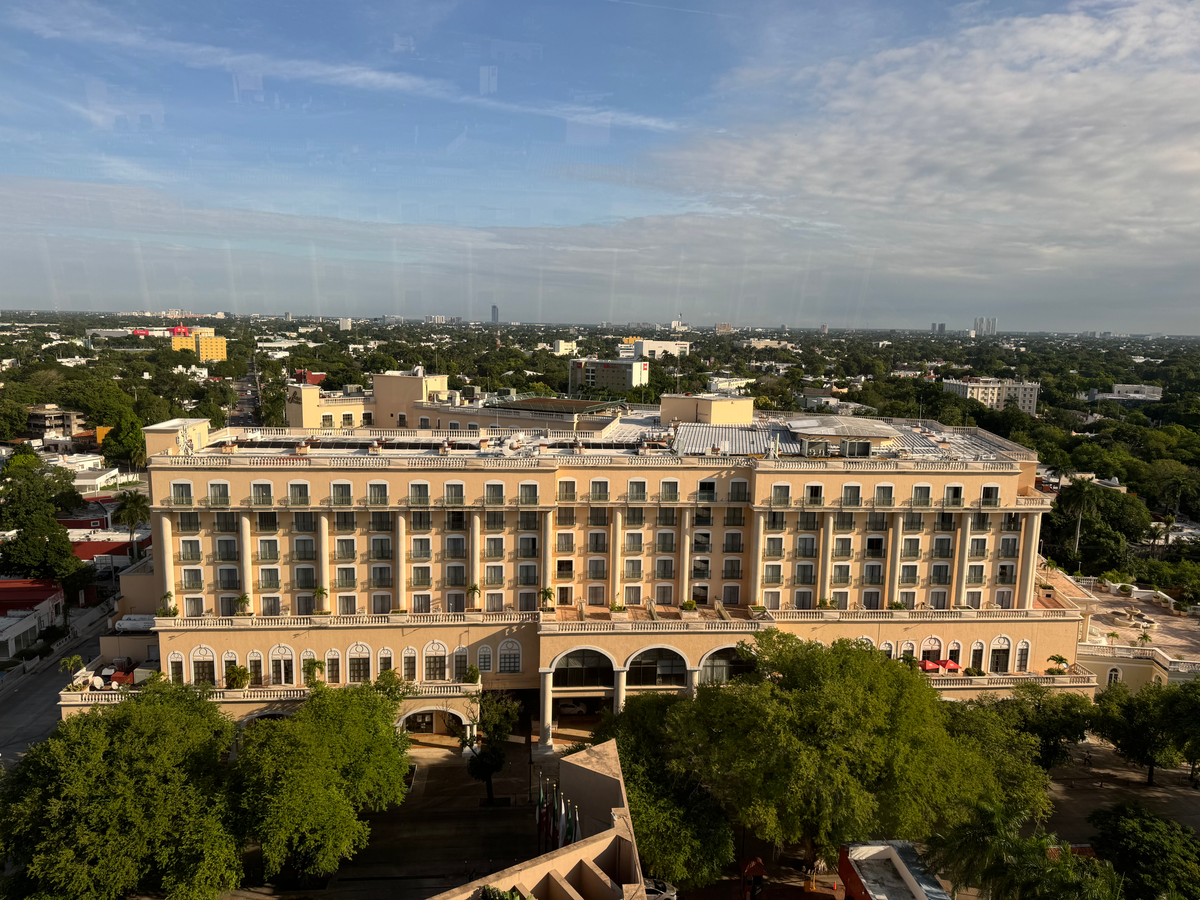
[
  {"x1": 953, "y1": 513, "x2": 971, "y2": 607},
  {"x1": 542, "y1": 510, "x2": 553, "y2": 602},
  {"x1": 679, "y1": 509, "x2": 691, "y2": 608},
  {"x1": 750, "y1": 510, "x2": 765, "y2": 606},
  {"x1": 395, "y1": 512, "x2": 406, "y2": 612},
  {"x1": 613, "y1": 667, "x2": 627, "y2": 713},
  {"x1": 318, "y1": 511, "x2": 330, "y2": 610},
  {"x1": 686, "y1": 667, "x2": 700, "y2": 695},
  {"x1": 470, "y1": 509, "x2": 481, "y2": 592},
  {"x1": 239, "y1": 512, "x2": 254, "y2": 614},
  {"x1": 159, "y1": 513, "x2": 175, "y2": 603},
  {"x1": 887, "y1": 512, "x2": 903, "y2": 607},
  {"x1": 818, "y1": 512, "x2": 835, "y2": 602},
  {"x1": 1017, "y1": 511, "x2": 1042, "y2": 609},
  {"x1": 612, "y1": 507, "x2": 624, "y2": 606},
  {"x1": 539, "y1": 669, "x2": 554, "y2": 748}
]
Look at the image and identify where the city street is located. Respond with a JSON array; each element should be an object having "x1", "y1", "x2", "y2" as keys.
[{"x1": 0, "y1": 634, "x2": 100, "y2": 766}]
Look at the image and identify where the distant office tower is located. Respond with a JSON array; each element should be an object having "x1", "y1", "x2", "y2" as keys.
[
  {"x1": 937, "y1": 323, "x2": 946, "y2": 334},
  {"x1": 491, "y1": 305, "x2": 499, "y2": 324},
  {"x1": 714, "y1": 323, "x2": 733, "y2": 335},
  {"x1": 284, "y1": 311, "x2": 292, "y2": 322},
  {"x1": 987, "y1": 317, "x2": 998, "y2": 335},
  {"x1": 931, "y1": 323, "x2": 937, "y2": 333},
  {"x1": 339, "y1": 317, "x2": 352, "y2": 331},
  {"x1": 974, "y1": 317, "x2": 985, "y2": 334},
  {"x1": 819, "y1": 324, "x2": 828, "y2": 334}
]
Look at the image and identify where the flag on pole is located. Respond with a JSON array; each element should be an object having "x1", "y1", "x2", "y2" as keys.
[
  {"x1": 557, "y1": 793, "x2": 567, "y2": 848},
  {"x1": 564, "y1": 802, "x2": 575, "y2": 845},
  {"x1": 536, "y1": 779, "x2": 544, "y2": 824}
]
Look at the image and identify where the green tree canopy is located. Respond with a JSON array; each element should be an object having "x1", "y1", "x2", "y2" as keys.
[
  {"x1": 1088, "y1": 802, "x2": 1200, "y2": 900},
  {"x1": 0, "y1": 679, "x2": 242, "y2": 900},
  {"x1": 1092, "y1": 681, "x2": 1181, "y2": 785}
]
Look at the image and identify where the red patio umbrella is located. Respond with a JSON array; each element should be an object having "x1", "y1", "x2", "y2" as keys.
[
  {"x1": 918, "y1": 659, "x2": 942, "y2": 672},
  {"x1": 937, "y1": 659, "x2": 962, "y2": 671}
]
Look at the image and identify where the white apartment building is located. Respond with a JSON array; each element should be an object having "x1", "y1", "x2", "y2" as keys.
[
  {"x1": 634, "y1": 340, "x2": 690, "y2": 359},
  {"x1": 942, "y1": 378, "x2": 1040, "y2": 415}
]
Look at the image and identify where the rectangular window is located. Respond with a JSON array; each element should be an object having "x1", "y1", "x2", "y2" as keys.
[
  {"x1": 178, "y1": 512, "x2": 201, "y2": 533},
  {"x1": 454, "y1": 651, "x2": 468, "y2": 681},
  {"x1": 486, "y1": 510, "x2": 506, "y2": 530},
  {"x1": 766, "y1": 511, "x2": 785, "y2": 530},
  {"x1": 410, "y1": 511, "x2": 432, "y2": 531},
  {"x1": 625, "y1": 508, "x2": 645, "y2": 527},
  {"x1": 556, "y1": 508, "x2": 576, "y2": 527},
  {"x1": 349, "y1": 657, "x2": 371, "y2": 683},
  {"x1": 379, "y1": 654, "x2": 391, "y2": 673},
  {"x1": 930, "y1": 590, "x2": 948, "y2": 609},
  {"x1": 625, "y1": 559, "x2": 642, "y2": 579},
  {"x1": 170, "y1": 660, "x2": 183, "y2": 683},
  {"x1": 412, "y1": 594, "x2": 431, "y2": 613},
  {"x1": 487, "y1": 537, "x2": 506, "y2": 558},
  {"x1": 722, "y1": 584, "x2": 740, "y2": 605},
  {"x1": 655, "y1": 584, "x2": 673, "y2": 605},
  {"x1": 499, "y1": 648, "x2": 520, "y2": 673},
  {"x1": 486, "y1": 592, "x2": 503, "y2": 612},
  {"x1": 587, "y1": 585, "x2": 606, "y2": 605},
  {"x1": 519, "y1": 591, "x2": 537, "y2": 611},
  {"x1": 518, "y1": 511, "x2": 539, "y2": 531},
  {"x1": 369, "y1": 512, "x2": 392, "y2": 532},
  {"x1": 271, "y1": 658, "x2": 293, "y2": 685},
  {"x1": 335, "y1": 512, "x2": 356, "y2": 532},
  {"x1": 403, "y1": 655, "x2": 416, "y2": 680},
  {"x1": 257, "y1": 512, "x2": 278, "y2": 533},
  {"x1": 327, "y1": 658, "x2": 340, "y2": 684}
]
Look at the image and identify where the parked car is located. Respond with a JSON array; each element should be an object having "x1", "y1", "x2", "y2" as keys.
[
  {"x1": 644, "y1": 878, "x2": 678, "y2": 900},
  {"x1": 557, "y1": 699, "x2": 588, "y2": 716}
]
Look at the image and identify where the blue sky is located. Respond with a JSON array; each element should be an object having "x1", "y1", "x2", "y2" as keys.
[{"x1": 2, "y1": 0, "x2": 1199, "y2": 331}]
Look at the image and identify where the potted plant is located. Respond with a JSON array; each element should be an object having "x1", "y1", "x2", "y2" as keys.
[
  {"x1": 233, "y1": 593, "x2": 252, "y2": 616},
  {"x1": 1119, "y1": 584, "x2": 1133, "y2": 595},
  {"x1": 224, "y1": 664, "x2": 251, "y2": 696},
  {"x1": 1136, "y1": 630, "x2": 1154, "y2": 647},
  {"x1": 1046, "y1": 654, "x2": 1069, "y2": 675},
  {"x1": 464, "y1": 664, "x2": 481, "y2": 685},
  {"x1": 816, "y1": 597, "x2": 832, "y2": 610},
  {"x1": 539, "y1": 586, "x2": 555, "y2": 612},
  {"x1": 609, "y1": 603, "x2": 628, "y2": 621},
  {"x1": 749, "y1": 604, "x2": 768, "y2": 618},
  {"x1": 888, "y1": 600, "x2": 909, "y2": 618},
  {"x1": 312, "y1": 585, "x2": 329, "y2": 615},
  {"x1": 302, "y1": 657, "x2": 325, "y2": 686},
  {"x1": 465, "y1": 583, "x2": 481, "y2": 611},
  {"x1": 679, "y1": 599, "x2": 700, "y2": 620},
  {"x1": 156, "y1": 592, "x2": 178, "y2": 618},
  {"x1": 59, "y1": 655, "x2": 85, "y2": 691}
]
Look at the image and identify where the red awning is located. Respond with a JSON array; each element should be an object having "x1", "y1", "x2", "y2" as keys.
[
  {"x1": 937, "y1": 659, "x2": 962, "y2": 671},
  {"x1": 918, "y1": 659, "x2": 942, "y2": 671}
]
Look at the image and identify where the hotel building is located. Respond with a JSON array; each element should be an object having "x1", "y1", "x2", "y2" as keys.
[{"x1": 70, "y1": 391, "x2": 1098, "y2": 750}]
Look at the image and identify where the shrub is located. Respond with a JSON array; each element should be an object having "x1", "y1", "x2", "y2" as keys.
[
  {"x1": 680, "y1": 600, "x2": 697, "y2": 611},
  {"x1": 464, "y1": 664, "x2": 481, "y2": 684},
  {"x1": 963, "y1": 666, "x2": 986, "y2": 677}
]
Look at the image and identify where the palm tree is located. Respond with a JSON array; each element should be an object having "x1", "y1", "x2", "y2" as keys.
[
  {"x1": 465, "y1": 583, "x2": 481, "y2": 609},
  {"x1": 1148, "y1": 523, "x2": 1167, "y2": 557},
  {"x1": 924, "y1": 802, "x2": 1030, "y2": 898},
  {"x1": 312, "y1": 585, "x2": 328, "y2": 613},
  {"x1": 113, "y1": 489, "x2": 150, "y2": 561},
  {"x1": 130, "y1": 447, "x2": 147, "y2": 477},
  {"x1": 1058, "y1": 477, "x2": 1101, "y2": 558},
  {"x1": 1047, "y1": 654, "x2": 1069, "y2": 668},
  {"x1": 1137, "y1": 630, "x2": 1154, "y2": 646},
  {"x1": 1106, "y1": 631, "x2": 1121, "y2": 644},
  {"x1": 538, "y1": 586, "x2": 555, "y2": 608}
]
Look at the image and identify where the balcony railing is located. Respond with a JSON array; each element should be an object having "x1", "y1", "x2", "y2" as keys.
[
  {"x1": 932, "y1": 548, "x2": 954, "y2": 559},
  {"x1": 655, "y1": 541, "x2": 676, "y2": 553},
  {"x1": 722, "y1": 569, "x2": 743, "y2": 579},
  {"x1": 696, "y1": 490, "x2": 718, "y2": 502},
  {"x1": 911, "y1": 496, "x2": 932, "y2": 507},
  {"x1": 590, "y1": 490, "x2": 610, "y2": 502},
  {"x1": 862, "y1": 573, "x2": 884, "y2": 586},
  {"x1": 371, "y1": 575, "x2": 394, "y2": 588},
  {"x1": 557, "y1": 491, "x2": 577, "y2": 502},
  {"x1": 518, "y1": 494, "x2": 540, "y2": 507},
  {"x1": 763, "y1": 574, "x2": 783, "y2": 585},
  {"x1": 929, "y1": 574, "x2": 951, "y2": 586},
  {"x1": 443, "y1": 547, "x2": 468, "y2": 560},
  {"x1": 997, "y1": 573, "x2": 1018, "y2": 585},
  {"x1": 250, "y1": 494, "x2": 274, "y2": 507},
  {"x1": 692, "y1": 567, "x2": 711, "y2": 580},
  {"x1": 285, "y1": 494, "x2": 311, "y2": 507},
  {"x1": 832, "y1": 574, "x2": 851, "y2": 585},
  {"x1": 410, "y1": 548, "x2": 432, "y2": 560},
  {"x1": 335, "y1": 576, "x2": 358, "y2": 589},
  {"x1": 518, "y1": 547, "x2": 539, "y2": 559},
  {"x1": 693, "y1": 542, "x2": 712, "y2": 554},
  {"x1": 330, "y1": 495, "x2": 354, "y2": 507},
  {"x1": 944, "y1": 496, "x2": 965, "y2": 508},
  {"x1": 660, "y1": 490, "x2": 680, "y2": 503},
  {"x1": 724, "y1": 514, "x2": 746, "y2": 527},
  {"x1": 484, "y1": 495, "x2": 506, "y2": 507},
  {"x1": 840, "y1": 496, "x2": 863, "y2": 508},
  {"x1": 769, "y1": 495, "x2": 792, "y2": 507},
  {"x1": 369, "y1": 548, "x2": 394, "y2": 560},
  {"x1": 177, "y1": 551, "x2": 202, "y2": 563},
  {"x1": 795, "y1": 573, "x2": 815, "y2": 585},
  {"x1": 367, "y1": 494, "x2": 390, "y2": 506},
  {"x1": 411, "y1": 573, "x2": 432, "y2": 587},
  {"x1": 900, "y1": 574, "x2": 919, "y2": 584},
  {"x1": 407, "y1": 494, "x2": 431, "y2": 507},
  {"x1": 207, "y1": 495, "x2": 231, "y2": 508},
  {"x1": 864, "y1": 548, "x2": 886, "y2": 559},
  {"x1": 981, "y1": 497, "x2": 1001, "y2": 508},
  {"x1": 723, "y1": 542, "x2": 744, "y2": 553},
  {"x1": 253, "y1": 551, "x2": 279, "y2": 563},
  {"x1": 289, "y1": 549, "x2": 316, "y2": 561},
  {"x1": 259, "y1": 577, "x2": 282, "y2": 591},
  {"x1": 167, "y1": 495, "x2": 194, "y2": 508},
  {"x1": 763, "y1": 547, "x2": 785, "y2": 559}
]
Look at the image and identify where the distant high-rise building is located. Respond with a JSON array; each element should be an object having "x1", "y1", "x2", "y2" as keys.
[
  {"x1": 937, "y1": 323, "x2": 946, "y2": 334},
  {"x1": 425, "y1": 315, "x2": 446, "y2": 324},
  {"x1": 931, "y1": 322, "x2": 937, "y2": 333},
  {"x1": 987, "y1": 317, "x2": 998, "y2": 335},
  {"x1": 491, "y1": 305, "x2": 499, "y2": 324},
  {"x1": 819, "y1": 324, "x2": 828, "y2": 335},
  {"x1": 714, "y1": 323, "x2": 733, "y2": 335},
  {"x1": 284, "y1": 311, "x2": 292, "y2": 322},
  {"x1": 974, "y1": 316, "x2": 985, "y2": 334},
  {"x1": 339, "y1": 317, "x2": 352, "y2": 331}
]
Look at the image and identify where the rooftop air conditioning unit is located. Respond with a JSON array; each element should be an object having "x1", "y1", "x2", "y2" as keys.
[
  {"x1": 800, "y1": 439, "x2": 829, "y2": 458},
  {"x1": 840, "y1": 439, "x2": 871, "y2": 459}
]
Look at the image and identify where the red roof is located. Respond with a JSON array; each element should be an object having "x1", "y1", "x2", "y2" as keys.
[
  {"x1": 72, "y1": 536, "x2": 152, "y2": 561},
  {"x1": 0, "y1": 579, "x2": 63, "y2": 611}
]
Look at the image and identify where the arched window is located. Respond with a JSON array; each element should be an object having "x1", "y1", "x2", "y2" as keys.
[
  {"x1": 989, "y1": 636, "x2": 1012, "y2": 673},
  {"x1": 856, "y1": 636, "x2": 875, "y2": 649},
  {"x1": 168, "y1": 650, "x2": 185, "y2": 684},
  {"x1": 900, "y1": 641, "x2": 916, "y2": 659},
  {"x1": 325, "y1": 649, "x2": 341, "y2": 684},
  {"x1": 1015, "y1": 641, "x2": 1030, "y2": 672},
  {"x1": 879, "y1": 642, "x2": 894, "y2": 660},
  {"x1": 191, "y1": 646, "x2": 216, "y2": 685},
  {"x1": 221, "y1": 650, "x2": 239, "y2": 688},
  {"x1": 424, "y1": 641, "x2": 447, "y2": 681},
  {"x1": 920, "y1": 637, "x2": 942, "y2": 662},
  {"x1": 498, "y1": 640, "x2": 521, "y2": 673},
  {"x1": 377, "y1": 648, "x2": 393, "y2": 674},
  {"x1": 553, "y1": 649, "x2": 614, "y2": 687},
  {"x1": 970, "y1": 641, "x2": 985, "y2": 670},
  {"x1": 348, "y1": 643, "x2": 372, "y2": 683},
  {"x1": 269, "y1": 645, "x2": 294, "y2": 685},
  {"x1": 247, "y1": 650, "x2": 263, "y2": 686},
  {"x1": 700, "y1": 647, "x2": 755, "y2": 684},
  {"x1": 477, "y1": 646, "x2": 493, "y2": 673},
  {"x1": 1107, "y1": 667, "x2": 1121, "y2": 686},
  {"x1": 401, "y1": 647, "x2": 417, "y2": 680},
  {"x1": 628, "y1": 648, "x2": 686, "y2": 686},
  {"x1": 947, "y1": 641, "x2": 962, "y2": 665}
]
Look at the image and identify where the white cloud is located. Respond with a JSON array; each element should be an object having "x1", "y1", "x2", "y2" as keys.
[{"x1": 656, "y1": 0, "x2": 1200, "y2": 282}]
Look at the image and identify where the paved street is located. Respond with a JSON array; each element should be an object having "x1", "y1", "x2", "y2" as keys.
[{"x1": 0, "y1": 635, "x2": 100, "y2": 766}]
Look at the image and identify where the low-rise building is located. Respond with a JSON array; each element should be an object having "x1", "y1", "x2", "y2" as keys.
[
  {"x1": 552, "y1": 340, "x2": 578, "y2": 356},
  {"x1": 1084, "y1": 384, "x2": 1163, "y2": 403},
  {"x1": 633, "y1": 339, "x2": 689, "y2": 359},
  {"x1": 27, "y1": 404, "x2": 84, "y2": 438},
  {"x1": 941, "y1": 377, "x2": 1040, "y2": 415},
  {"x1": 0, "y1": 580, "x2": 64, "y2": 660},
  {"x1": 568, "y1": 359, "x2": 649, "y2": 393}
]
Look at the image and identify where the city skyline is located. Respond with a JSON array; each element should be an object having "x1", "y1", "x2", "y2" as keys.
[{"x1": 2, "y1": 1, "x2": 1200, "y2": 330}]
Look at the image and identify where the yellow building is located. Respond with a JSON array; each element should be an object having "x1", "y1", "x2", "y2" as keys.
[
  {"x1": 65, "y1": 407, "x2": 1106, "y2": 752},
  {"x1": 171, "y1": 333, "x2": 227, "y2": 362}
]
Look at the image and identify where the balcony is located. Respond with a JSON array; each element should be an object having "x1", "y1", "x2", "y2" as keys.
[
  {"x1": 998, "y1": 548, "x2": 1019, "y2": 559},
  {"x1": 517, "y1": 546, "x2": 539, "y2": 559},
  {"x1": 292, "y1": 576, "x2": 317, "y2": 591},
  {"x1": 214, "y1": 550, "x2": 240, "y2": 562},
  {"x1": 832, "y1": 548, "x2": 853, "y2": 560},
  {"x1": 864, "y1": 548, "x2": 886, "y2": 559},
  {"x1": 285, "y1": 493, "x2": 310, "y2": 508},
  {"x1": 290, "y1": 548, "x2": 316, "y2": 561},
  {"x1": 769, "y1": 495, "x2": 792, "y2": 508},
  {"x1": 997, "y1": 573, "x2": 1018, "y2": 585},
  {"x1": 832, "y1": 574, "x2": 851, "y2": 586},
  {"x1": 166, "y1": 495, "x2": 194, "y2": 508},
  {"x1": 944, "y1": 496, "x2": 965, "y2": 508},
  {"x1": 335, "y1": 575, "x2": 359, "y2": 589},
  {"x1": 692, "y1": 541, "x2": 712, "y2": 554},
  {"x1": 407, "y1": 494, "x2": 431, "y2": 508},
  {"x1": 794, "y1": 546, "x2": 817, "y2": 558},
  {"x1": 655, "y1": 540, "x2": 676, "y2": 554},
  {"x1": 250, "y1": 494, "x2": 274, "y2": 508},
  {"x1": 176, "y1": 551, "x2": 202, "y2": 563},
  {"x1": 367, "y1": 494, "x2": 390, "y2": 507},
  {"x1": 691, "y1": 567, "x2": 711, "y2": 580},
  {"x1": 587, "y1": 567, "x2": 608, "y2": 580},
  {"x1": 763, "y1": 573, "x2": 783, "y2": 586},
  {"x1": 484, "y1": 573, "x2": 505, "y2": 587},
  {"x1": 967, "y1": 575, "x2": 985, "y2": 585},
  {"x1": 724, "y1": 513, "x2": 746, "y2": 527},
  {"x1": 177, "y1": 521, "x2": 202, "y2": 535},
  {"x1": 655, "y1": 567, "x2": 675, "y2": 580},
  {"x1": 518, "y1": 494, "x2": 540, "y2": 507},
  {"x1": 484, "y1": 495, "x2": 506, "y2": 507},
  {"x1": 334, "y1": 549, "x2": 357, "y2": 561},
  {"x1": 795, "y1": 572, "x2": 815, "y2": 585},
  {"x1": 840, "y1": 496, "x2": 863, "y2": 508},
  {"x1": 590, "y1": 490, "x2": 610, "y2": 503},
  {"x1": 723, "y1": 542, "x2": 744, "y2": 554},
  {"x1": 874, "y1": 495, "x2": 894, "y2": 508},
  {"x1": 900, "y1": 574, "x2": 919, "y2": 585},
  {"x1": 411, "y1": 573, "x2": 432, "y2": 587},
  {"x1": 216, "y1": 578, "x2": 241, "y2": 591},
  {"x1": 981, "y1": 496, "x2": 1001, "y2": 508},
  {"x1": 763, "y1": 547, "x2": 785, "y2": 559},
  {"x1": 259, "y1": 576, "x2": 282, "y2": 591},
  {"x1": 696, "y1": 490, "x2": 717, "y2": 503},
  {"x1": 290, "y1": 522, "x2": 317, "y2": 535},
  {"x1": 900, "y1": 548, "x2": 921, "y2": 559},
  {"x1": 445, "y1": 573, "x2": 468, "y2": 588},
  {"x1": 410, "y1": 548, "x2": 432, "y2": 560},
  {"x1": 911, "y1": 496, "x2": 932, "y2": 508},
  {"x1": 253, "y1": 551, "x2": 279, "y2": 563},
  {"x1": 626, "y1": 489, "x2": 648, "y2": 503},
  {"x1": 930, "y1": 574, "x2": 951, "y2": 586},
  {"x1": 557, "y1": 490, "x2": 577, "y2": 502},
  {"x1": 555, "y1": 569, "x2": 574, "y2": 581},
  {"x1": 369, "y1": 548, "x2": 394, "y2": 560},
  {"x1": 728, "y1": 490, "x2": 750, "y2": 503},
  {"x1": 624, "y1": 542, "x2": 643, "y2": 554},
  {"x1": 518, "y1": 573, "x2": 539, "y2": 586},
  {"x1": 932, "y1": 548, "x2": 954, "y2": 559},
  {"x1": 438, "y1": 493, "x2": 466, "y2": 508},
  {"x1": 330, "y1": 495, "x2": 354, "y2": 508},
  {"x1": 179, "y1": 579, "x2": 204, "y2": 592},
  {"x1": 484, "y1": 547, "x2": 505, "y2": 559},
  {"x1": 207, "y1": 495, "x2": 231, "y2": 508},
  {"x1": 694, "y1": 514, "x2": 713, "y2": 528},
  {"x1": 371, "y1": 574, "x2": 394, "y2": 588},
  {"x1": 660, "y1": 489, "x2": 680, "y2": 503},
  {"x1": 722, "y1": 568, "x2": 743, "y2": 580},
  {"x1": 443, "y1": 547, "x2": 468, "y2": 560},
  {"x1": 862, "y1": 573, "x2": 884, "y2": 586},
  {"x1": 969, "y1": 550, "x2": 989, "y2": 560}
]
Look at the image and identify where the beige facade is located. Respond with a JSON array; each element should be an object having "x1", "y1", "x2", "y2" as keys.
[
  {"x1": 81, "y1": 413, "x2": 1103, "y2": 748},
  {"x1": 171, "y1": 334, "x2": 227, "y2": 361},
  {"x1": 285, "y1": 370, "x2": 451, "y2": 429},
  {"x1": 942, "y1": 378, "x2": 1039, "y2": 415},
  {"x1": 660, "y1": 394, "x2": 755, "y2": 425}
]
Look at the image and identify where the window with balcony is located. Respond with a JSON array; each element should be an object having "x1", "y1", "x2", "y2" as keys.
[
  {"x1": 410, "y1": 511, "x2": 432, "y2": 531},
  {"x1": 764, "y1": 511, "x2": 785, "y2": 530},
  {"x1": 366, "y1": 485, "x2": 388, "y2": 505},
  {"x1": 930, "y1": 565, "x2": 950, "y2": 586},
  {"x1": 625, "y1": 559, "x2": 642, "y2": 579},
  {"x1": 764, "y1": 536, "x2": 783, "y2": 558},
  {"x1": 445, "y1": 565, "x2": 467, "y2": 587},
  {"x1": 252, "y1": 484, "x2": 273, "y2": 506},
  {"x1": 322, "y1": 414, "x2": 334, "y2": 428},
  {"x1": 967, "y1": 565, "x2": 985, "y2": 585},
  {"x1": 865, "y1": 537, "x2": 885, "y2": 558},
  {"x1": 911, "y1": 485, "x2": 932, "y2": 507},
  {"x1": 411, "y1": 566, "x2": 431, "y2": 587},
  {"x1": 486, "y1": 537, "x2": 506, "y2": 558},
  {"x1": 997, "y1": 565, "x2": 1017, "y2": 585},
  {"x1": 832, "y1": 565, "x2": 850, "y2": 585},
  {"x1": 288, "y1": 484, "x2": 309, "y2": 506},
  {"x1": 557, "y1": 481, "x2": 577, "y2": 502},
  {"x1": 795, "y1": 536, "x2": 816, "y2": 558},
  {"x1": 518, "y1": 484, "x2": 538, "y2": 506},
  {"x1": 727, "y1": 481, "x2": 749, "y2": 502},
  {"x1": 969, "y1": 538, "x2": 988, "y2": 558},
  {"x1": 557, "y1": 559, "x2": 574, "y2": 579},
  {"x1": 518, "y1": 511, "x2": 539, "y2": 530},
  {"x1": 331, "y1": 483, "x2": 353, "y2": 507},
  {"x1": 408, "y1": 484, "x2": 430, "y2": 506},
  {"x1": 171, "y1": 484, "x2": 193, "y2": 506},
  {"x1": 841, "y1": 485, "x2": 861, "y2": 507},
  {"x1": 900, "y1": 565, "x2": 918, "y2": 585},
  {"x1": 443, "y1": 483, "x2": 465, "y2": 507},
  {"x1": 333, "y1": 567, "x2": 355, "y2": 589},
  {"x1": 484, "y1": 564, "x2": 504, "y2": 587},
  {"x1": 625, "y1": 508, "x2": 644, "y2": 527},
  {"x1": 655, "y1": 560, "x2": 675, "y2": 579},
  {"x1": 1002, "y1": 513, "x2": 1022, "y2": 532},
  {"x1": 901, "y1": 538, "x2": 920, "y2": 558},
  {"x1": 178, "y1": 512, "x2": 201, "y2": 533},
  {"x1": 485, "y1": 484, "x2": 505, "y2": 506},
  {"x1": 371, "y1": 566, "x2": 392, "y2": 588},
  {"x1": 692, "y1": 559, "x2": 710, "y2": 579},
  {"x1": 214, "y1": 512, "x2": 238, "y2": 533},
  {"x1": 254, "y1": 512, "x2": 277, "y2": 534},
  {"x1": 771, "y1": 485, "x2": 791, "y2": 506},
  {"x1": 866, "y1": 513, "x2": 887, "y2": 531},
  {"x1": 518, "y1": 564, "x2": 537, "y2": 586},
  {"x1": 660, "y1": 481, "x2": 680, "y2": 502},
  {"x1": 217, "y1": 569, "x2": 240, "y2": 591},
  {"x1": 208, "y1": 483, "x2": 230, "y2": 507},
  {"x1": 971, "y1": 513, "x2": 991, "y2": 532},
  {"x1": 874, "y1": 485, "x2": 894, "y2": 507},
  {"x1": 694, "y1": 507, "x2": 713, "y2": 527},
  {"x1": 999, "y1": 537, "x2": 1018, "y2": 558},
  {"x1": 625, "y1": 480, "x2": 647, "y2": 502},
  {"x1": 554, "y1": 533, "x2": 573, "y2": 554},
  {"x1": 834, "y1": 512, "x2": 855, "y2": 531},
  {"x1": 934, "y1": 512, "x2": 955, "y2": 531},
  {"x1": 933, "y1": 538, "x2": 953, "y2": 559},
  {"x1": 658, "y1": 509, "x2": 678, "y2": 527},
  {"x1": 292, "y1": 512, "x2": 316, "y2": 533},
  {"x1": 981, "y1": 486, "x2": 1000, "y2": 507},
  {"x1": 833, "y1": 537, "x2": 852, "y2": 559},
  {"x1": 590, "y1": 480, "x2": 609, "y2": 502},
  {"x1": 486, "y1": 510, "x2": 506, "y2": 530},
  {"x1": 335, "y1": 512, "x2": 356, "y2": 532},
  {"x1": 722, "y1": 584, "x2": 740, "y2": 605},
  {"x1": 725, "y1": 508, "x2": 746, "y2": 527},
  {"x1": 764, "y1": 565, "x2": 782, "y2": 585},
  {"x1": 370, "y1": 538, "x2": 393, "y2": 559},
  {"x1": 656, "y1": 535, "x2": 676, "y2": 553},
  {"x1": 863, "y1": 565, "x2": 883, "y2": 586},
  {"x1": 588, "y1": 508, "x2": 609, "y2": 527},
  {"x1": 722, "y1": 560, "x2": 742, "y2": 579},
  {"x1": 180, "y1": 540, "x2": 201, "y2": 562},
  {"x1": 795, "y1": 563, "x2": 814, "y2": 585},
  {"x1": 260, "y1": 569, "x2": 281, "y2": 590},
  {"x1": 335, "y1": 538, "x2": 356, "y2": 560},
  {"x1": 588, "y1": 534, "x2": 608, "y2": 553},
  {"x1": 945, "y1": 485, "x2": 964, "y2": 507},
  {"x1": 903, "y1": 513, "x2": 924, "y2": 531},
  {"x1": 693, "y1": 533, "x2": 712, "y2": 553}
]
